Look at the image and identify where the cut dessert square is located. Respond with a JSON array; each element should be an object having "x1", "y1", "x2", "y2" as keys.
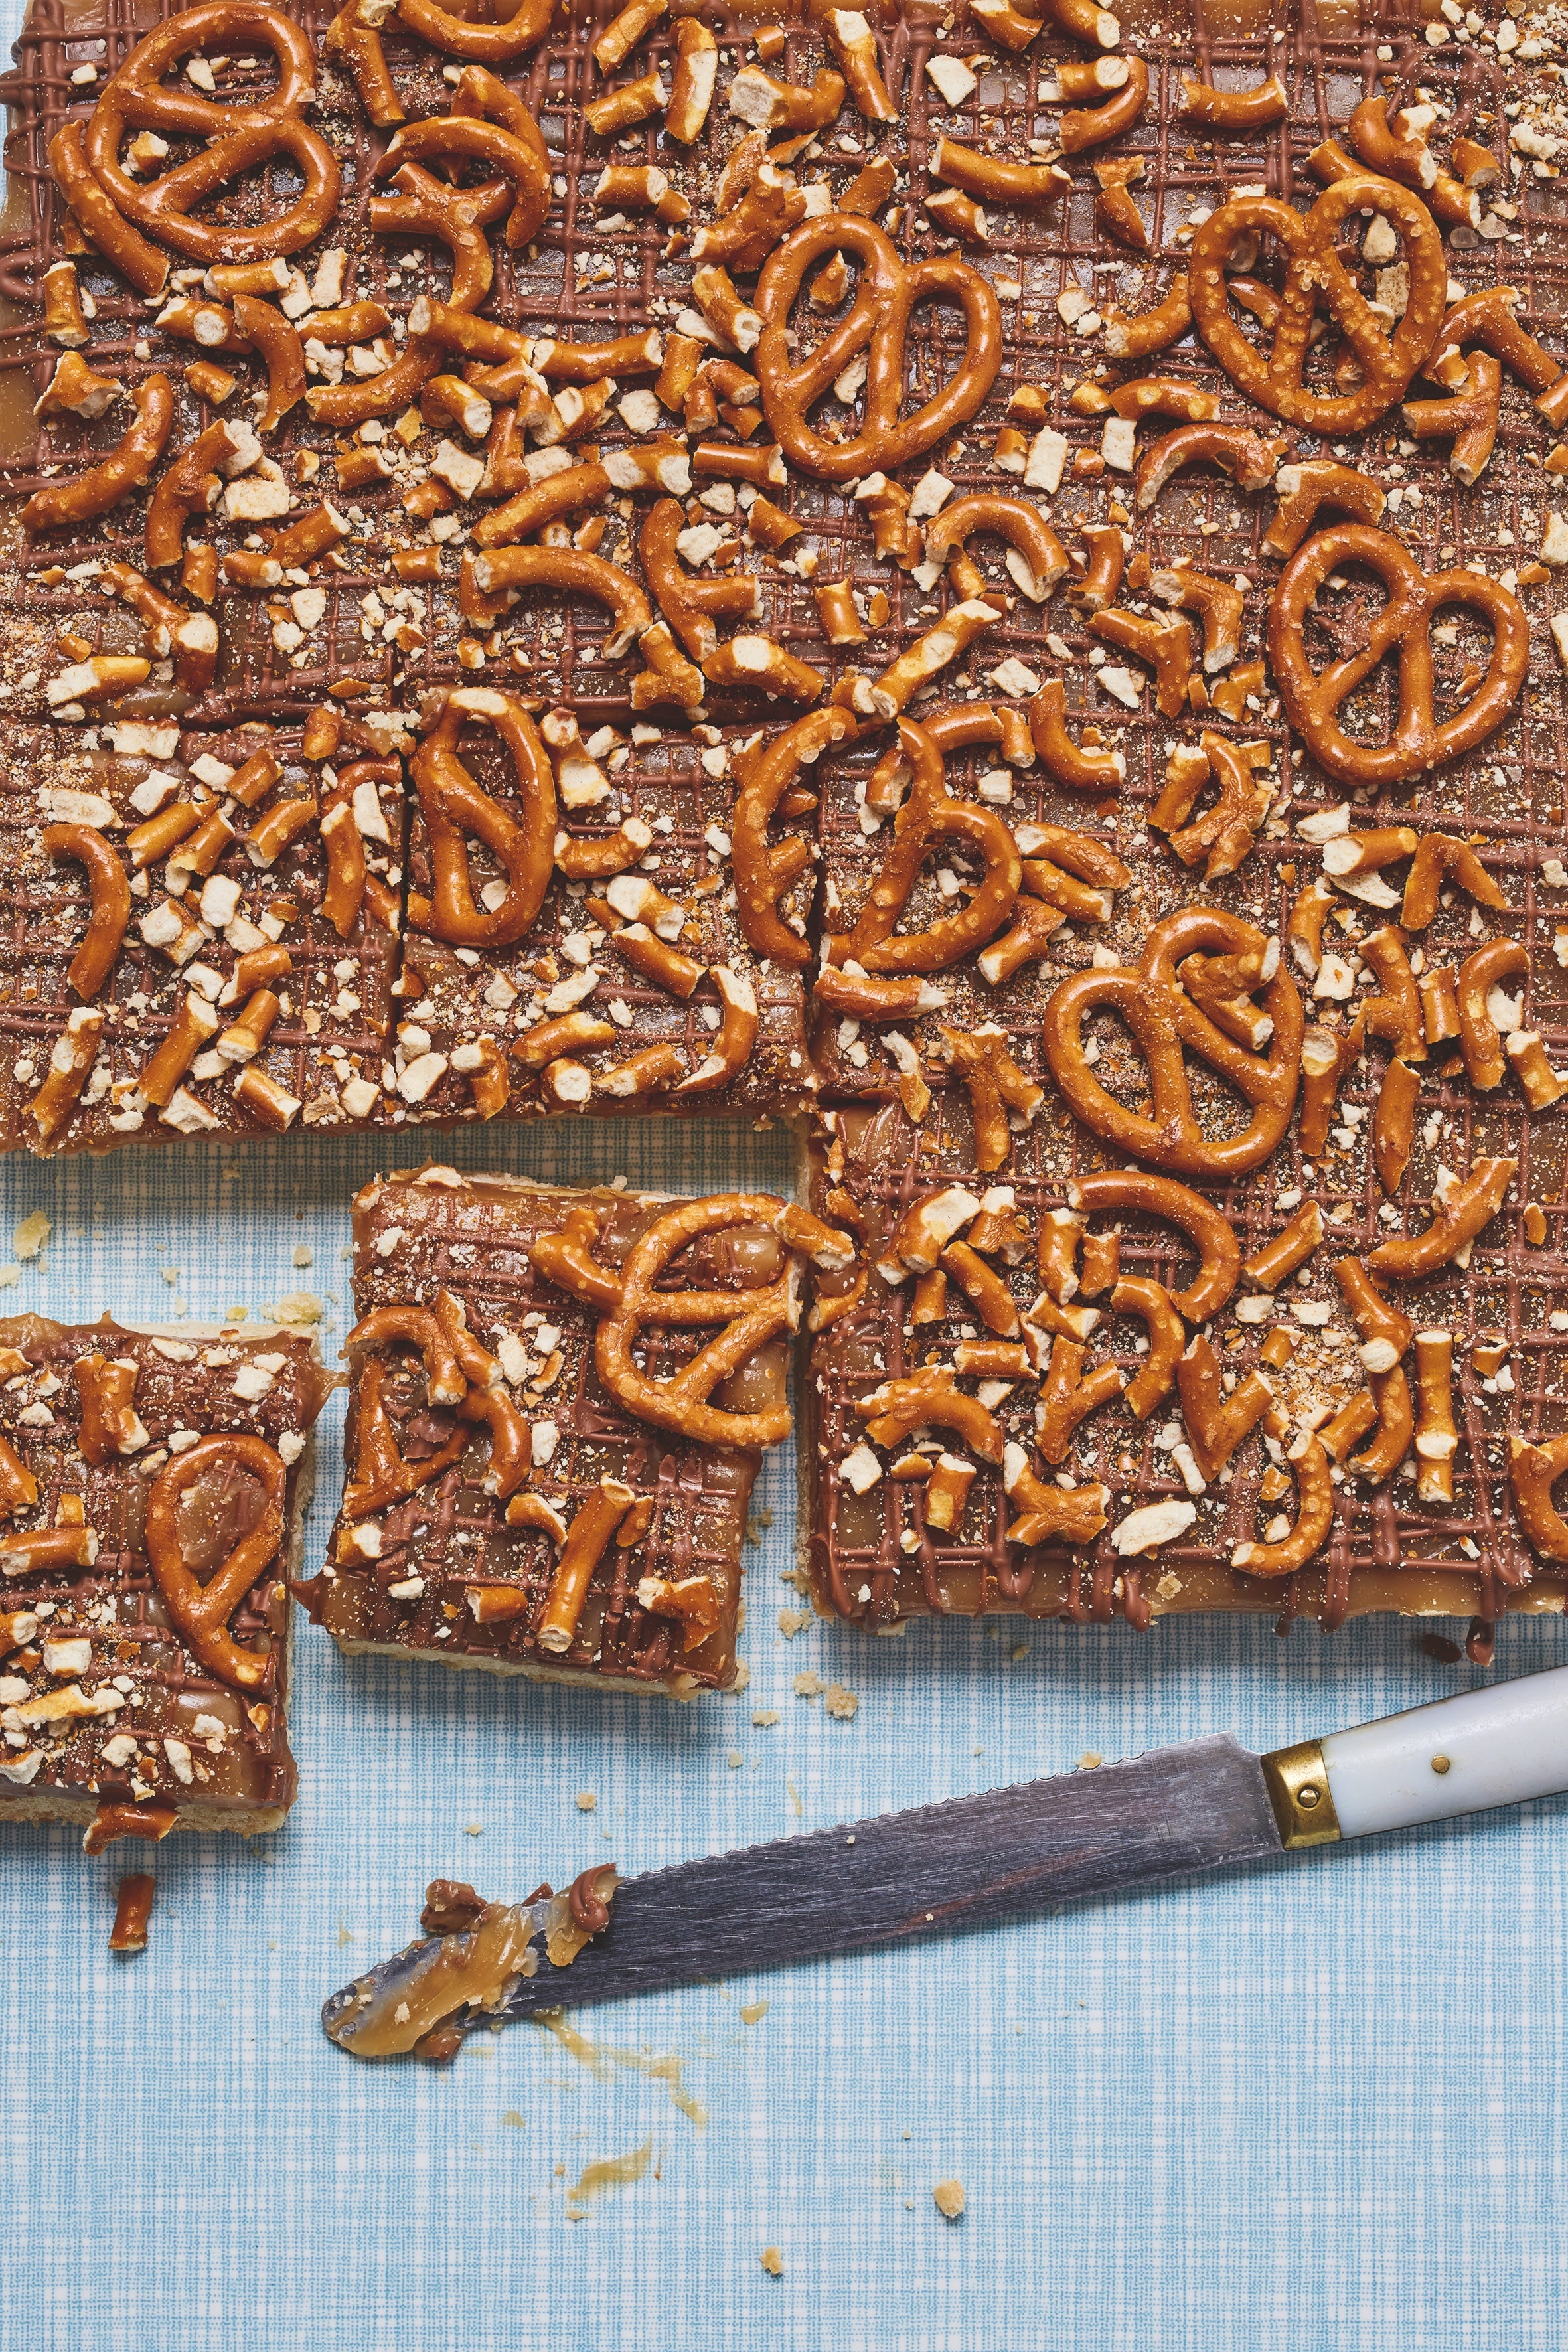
[
  {"x1": 3, "y1": 0, "x2": 1567, "y2": 1639},
  {"x1": 313, "y1": 1162, "x2": 851, "y2": 1695},
  {"x1": 387, "y1": 688, "x2": 815, "y2": 1127},
  {"x1": 0, "y1": 1316, "x2": 330, "y2": 1850},
  {"x1": 0, "y1": 712, "x2": 402, "y2": 1152},
  {"x1": 803, "y1": 1103, "x2": 1568, "y2": 1638},
  {"x1": 805, "y1": 702, "x2": 1133, "y2": 1123}
]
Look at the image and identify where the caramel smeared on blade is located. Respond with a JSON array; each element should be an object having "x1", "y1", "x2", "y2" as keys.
[{"x1": 323, "y1": 1869, "x2": 619, "y2": 2059}]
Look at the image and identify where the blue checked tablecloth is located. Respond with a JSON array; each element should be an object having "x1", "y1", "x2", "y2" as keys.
[
  {"x1": 5, "y1": 1118, "x2": 1567, "y2": 2352},
  {"x1": 6, "y1": 11, "x2": 1567, "y2": 2345}
]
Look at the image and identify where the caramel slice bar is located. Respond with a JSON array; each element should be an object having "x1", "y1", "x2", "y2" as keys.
[
  {"x1": 315, "y1": 1162, "x2": 851, "y2": 1695},
  {"x1": 0, "y1": 1316, "x2": 330, "y2": 1848},
  {"x1": 805, "y1": 1105, "x2": 1568, "y2": 1638},
  {"x1": 0, "y1": 714, "x2": 400, "y2": 1152},
  {"x1": 391, "y1": 694, "x2": 813, "y2": 1128},
  {"x1": 808, "y1": 710, "x2": 1131, "y2": 1137}
]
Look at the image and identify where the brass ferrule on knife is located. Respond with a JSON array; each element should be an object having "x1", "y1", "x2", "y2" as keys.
[{"x1": 1259, "y1": 1739, "x2": 1342, "y2": 1849}]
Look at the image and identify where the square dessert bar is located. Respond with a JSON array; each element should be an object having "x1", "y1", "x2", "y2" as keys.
[
  {"x1": 0, "y1": 1316, "x2": 329, "y2": 1848},
  {"x1": 0, "y1": 710, "x2": 402, "y2": 1153},
  {"x1": 804, "y1": 1103, "x2": 1568, "y2": 1639},
  {"x1": 317, "y1": 1163, "x2": 850, "y2": 1695},
  {"x1": 390, "y1": 690, "x2": 814, "y2": 1127}
]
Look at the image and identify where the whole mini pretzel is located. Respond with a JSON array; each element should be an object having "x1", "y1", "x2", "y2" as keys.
[
  {"x1": 533, "y1": 1195, "x2": 851, "y2": 1449},
  {"x1": 1044, "y1": 910, "x2": 1303, "y2": 1178},
  {"x1": 80, "y1": 5, "x2": 341, "y2": 267},
  {"x1": 1188, "y1": 174, "x2": 1447, "y2": 431},
  {"x1": 828, "y1": 718, "x2": 1020, "y2": 975},
  {"x1": 1269, "y1": 524, "x2": 1529, "y2": 786},
  {"x1": 144, "y1": 1434, "x2": 286, "y2": 1690},
  {"x1": 407, "y1": 688, "x2": 557, "y2": 951},
  {"x1": 755, "y1": 214, "x2": 1002, "y2": 483},
  {"x1": 732, "y1": 708, "x2": 855, "y2": 969}
]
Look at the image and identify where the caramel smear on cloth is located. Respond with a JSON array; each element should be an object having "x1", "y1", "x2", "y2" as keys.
[
  {"x1": 566, "y1": 2138, "x2": 654, "y2": 2217},
  {"x1": 531, "y1": 2009, "x2": 708, "y2": 2127}
]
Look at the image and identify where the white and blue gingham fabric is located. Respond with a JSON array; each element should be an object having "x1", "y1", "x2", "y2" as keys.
[
  {"x1": 4, "y1": 1117, "x2": 1565, "y2": 2352},
  {"x1": 7, "y1": 0, "x2": 1567, "y2": 2327}
]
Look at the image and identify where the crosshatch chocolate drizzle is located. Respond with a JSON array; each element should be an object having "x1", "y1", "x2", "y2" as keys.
[{"x1": 0, "y1": 0, "x2": 1563, "y2": 1642}]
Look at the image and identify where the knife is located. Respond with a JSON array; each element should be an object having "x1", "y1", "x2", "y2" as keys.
[{"x1": 324, "y1": 1662, "x2": 1568, "y2": 2050}]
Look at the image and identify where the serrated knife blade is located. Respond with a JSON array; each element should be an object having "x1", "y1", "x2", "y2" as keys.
[
  {"x1": 325, "y1": 1664, "x2": 1568, "y2": 2053},
  {"x1": 489, "y1": 1733, "x2": 1279, "y2": 2016}
]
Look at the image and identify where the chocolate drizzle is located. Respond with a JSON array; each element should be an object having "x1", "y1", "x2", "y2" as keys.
[
  {"x1": 323, "y1": 1169, "x2": 767, "y2": 1692},
  {"x1": 0, "y1": 0, "x2": 1561, "y2": 1642},
  {"x1": 0, "y1": 1314, "x2": 325, "y2": 1832}
]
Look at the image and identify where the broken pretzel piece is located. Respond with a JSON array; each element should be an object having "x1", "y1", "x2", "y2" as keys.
[
  {"x1": 1153, "y1": 733, "x2": 1273, "y2": 880},
  {"x1": 935, "y1": 1026, "x2": 1044, "y2": 1174},
  {"x1": 1176, "y1": 1334, "x2": 1274, "y2": 1480},
  {"x1": 1002, "y1": 1441, "x2": 1109, "y2": 1553},
  {"x1": 828, "y1": 717, "x2": 1020, "y2": 975},
  {"x1": 1368, "y1": 1158, "x2": 1516, "y2": 1281},
  {"x1": 1231, "y1": 1430, "x2": 1332, "y2": 1575},
  {"x1": 1261, "y1": 459, "x2": 1386, "y2": 560},
  {"x1": 857, "y1": 1367, "x2": 1004, "y2": 1463}
]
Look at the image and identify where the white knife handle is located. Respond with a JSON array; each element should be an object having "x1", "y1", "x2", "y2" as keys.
[{"x1": 1263, "y1": 1664, "x2": 1568, "y2": 1846}]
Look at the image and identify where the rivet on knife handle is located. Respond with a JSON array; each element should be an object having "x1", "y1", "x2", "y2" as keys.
[{"x1": 1259, "y1": 1738, "x2": 1342, "y2": 1849}]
